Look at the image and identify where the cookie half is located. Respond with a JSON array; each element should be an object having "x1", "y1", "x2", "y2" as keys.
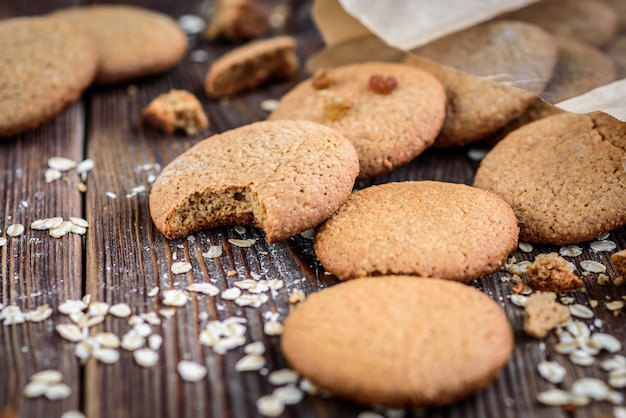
[
  {"x1": 0, "y1": 17, "x2": 97, "y2": 138},
  {"x1": 51, "y1": 4, "x2": 187, "y2": 84},
  {"x1": 473, "y1": 112, "x2": 626, "y2": 245},
  {"x1": 269, "y1": 62, "x2": 446, "y2": 178},
  {"x1": 281, "y1": 276, "x2": 514, "y2": 408},
  {"x1": 149, "y1": 120, "x2": 359, "y2": 242},
  {"x1": 314, "y1": 181, "x2": 519, "y2": 282}
]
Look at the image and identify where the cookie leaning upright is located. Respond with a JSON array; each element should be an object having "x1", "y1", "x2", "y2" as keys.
[
  {"x1": 50, "y1": 4, "x2": 187, "y2": 84},
  {"x1": 269, "y1": 62, "x2": 446, "y2": 178},
  {"x1": 281, "y1": 276, "x2": 514, "y2": 408},
  {"x1": 0, "y1": 17, "x2": 97, "y2": 138},
  {"x1": 314, "y1": 181, "x2": 519, "y2": 282},
  {"x1": 149, "y1": 120, "x2": 359, "y2": 243}
]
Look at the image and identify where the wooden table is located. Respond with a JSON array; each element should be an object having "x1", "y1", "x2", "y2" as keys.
[{"x1": 1, "y1": 1, "x2": 625, "y2": 417}]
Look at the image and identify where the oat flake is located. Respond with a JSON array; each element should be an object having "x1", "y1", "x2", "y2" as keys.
[
  {"x1": 44, "y1": 383, "x2": 72, "y2": 400},
  {"x1": 228, "y1": 238, "x2": 256, "y2": 248},
  {"x1": 572, "y1": 378, "x2": 610, "y2": 401},
  {"x1": 56, "y1": 324, "x2": 83, "y2": 342},
  {"x1": 560, "y1": 245, "x2": 583, "y2": 257},
  {"x1": 569, "y1": 304, "x2": 594, "y2": 319},
  {"x1": 109, "y1": 303, "x2": 132, "y2": 318},
  {"x1": 273, "y1": 385, "x2": 304, "y2": 405},
  {"x1": 162, "y1": 289, "x2": 189, "y2": 307},
  {"x1": 221, "y1": 287, "x2": 242, "y2": 300},
  {"x1": 235, "y1": 354, "x2": 266, "y2": 372},
  {"x1": 202, "y1": 245, "x2": 223, "y2": 258},
  {"x1": 6, "y1": 224, "x2": 24, "y2": 237},
  {"x1": 177, "y1": 360, "x2": 207, "y2": 382},
  {"x1": 268, "y1": 369, "x2": 299, "y2": 386},
  {"x1": 121, "y1": 333, "x2": 145, "y2": 351},
  {"x1": 590, "y1": 240, "x2": 617, "y2": 252},
  {"x1": 31, "y1": 370, "x2": 63, "y2": 385},
  {"x1": 518, "y1": 242, "x2": 533, "y2": 253},
  {"x1": 244, "y1": 341, "x2": 266, "y2": 355},
  {"x1": 171, "y1": 261, "x2": 192, "y2": 274},
  {"x1": 256, "y1": 394, "x2": 285, "y2": 417},
  {"x1": 61, "y1": 411, "x2": 86, "y2": 418},
  {"x1": 48, "y1": 157, "x2": 76, "y2": 172},
  {"x1": 606, "y1": 300, "x2": 625, "y2": 311},
  {"x1": 45, "y1": 168, "x2": 62, "y2": 183},
  {"x1": 537, "y1": 361, "x2": 567, "y2": 384},
  {"x1": 134, "y1": 348, "x2": 159, "y2": 368},
  {"x1": 93, "y1": 348, "x2": 120, "y2": 364},
  {"x1": 187, "y1": 282, "x2": 219, "y2": 296},
  {"x1": 570, "y1": 349, "x2": 595, "y2": 366},
  {"x1": 0, "y1": 237, "x2": 7, "y2": 247},
  {"x1": 580, "y1": 260, "x2": 607, "y2": 273},
  {"x1": 148, "y1": 334, "x2": 163, "y2": 351},
  {"x1": 23, "y1": 381, "x2": 50, "y2": 398},
  {"x1": 264, "y1": 321, "x2": 283, "y2": 336}
]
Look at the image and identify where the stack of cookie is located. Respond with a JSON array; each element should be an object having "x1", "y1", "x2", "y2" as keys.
[{"x1": 0, "y1": 4, "x2": 188, "y2": 138}]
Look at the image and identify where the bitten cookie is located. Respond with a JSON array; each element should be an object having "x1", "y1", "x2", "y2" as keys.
[
  {"x1": 51, "y1": 4, "x2": 187, "y2": 84},
  {"x1": 149, "y1": 120, "x2": 359, "y2": 242},
  {"x1": 541, "y1": 37, "x2": 617, "y2": 104},
  {"x1": 473, "y1": 112, "x2": 626, "y2": 245},
  {"x1": 204, "y1": 36, "x2": 299, "y2": 98},
  {"x1": 0, "y1": 17, "x2": 97, "y2": 138},
  {"x1": 500, "y1": 0, "x2": 618, "y2": 48},
  {"x1": 141, "y1": 89, "x2": 209, "y2": 136},
  {"x1": 281, "y1": 276, "x2": 514, "y2": 408},
  {"x1": 314, "y1": 181, "x2": 519, "y2": 282},
  {"x1": 406, "y1": 20, "x2": 557, "y2": 147},
  {"x1": 269, "y1": 62, "x2": 446, "y2": 178}
]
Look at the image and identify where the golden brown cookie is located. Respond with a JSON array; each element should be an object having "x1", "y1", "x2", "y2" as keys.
[
  {"x1": 202, "y1": 0, "x2": 269, "y2": 41},
  {"x1": 0, "y1": 17, "x2": 97, "y2": 138},
  {"x1": 281, "y1": 276, "x2": 514, "y2": 408},
  {"x1": 204, "y1": 36, "x2": 299, "y2": 98},
  {"x1": 501, "y1": 0, "x2": 618, "y2": 48},
  {"x1": 149, "y1": 120, "x2": 359, "y2": 242},
  {"x1": 141, "y1": 89, "x2": 209, "y2": 136},
  {"x1": 51, "y1": 4, "x2": 187, "y2": 85},
  {"x1": 473, "y1": 111, "x2": 626, "y2": 245},
  {"x1": 406, "y1": 20, "x2": 557, "y2": 147},
  {"x1": 541, "y1": 37, "x2": 617, "y2": 104},
  {"x1": 313, "y1": 181, "x2": 519, "y2": 282},
  {"x1": 405, "y1": 55, "x2": 539, "y2": 148},
  {"x1": 269, "y1": 62, "x2": 446, "y2": 177}
]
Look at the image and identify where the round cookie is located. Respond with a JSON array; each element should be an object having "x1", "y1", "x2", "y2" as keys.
[
  {"x1": 50, "y1": 4, "x2": 187, "y2": 84},
  {"x1": 0, "y1": 17, "x2": 97, "y2": 138},
  {"x1": 473, "y1": 111, "x2": 626, "y2": 245},
  {"x1": 269, "y1": 62, "x2": 446, "y2": 178},
  {"x1": 500, "y1": 0, "x2": 618, "y2": 48},
  {"x1": 313, "y1": 181, "x2": 519, "y2": 282},
  {"x1": 407, "y1": 20, "x2": 557, "y2": 147},
  {"x1": 149, "y1": 120, "x2": 359, "y2": 243},
  {"x1": 281, "y1": 276, "x2": 514, "y2": 408},
  {"x1": 541, "y1": 37, "x2": 617, "y2": 104}
]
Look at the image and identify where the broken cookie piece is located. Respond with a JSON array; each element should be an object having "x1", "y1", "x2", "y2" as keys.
[
  {"x1": 203, "y1": 0, "x2": 269, "y2": 41},
  {"x1": 204, "y1": 36, "x2": 299, "y2": 98},
  {"x1": 524, "y1": 292, "x2": 570, "y2": 339},
  {"x1": 141, "y1": 89, "x2": 208, "y2": 136},
  {"x1": 527, "y1": 253, "x2": 584, "y2": 292},
  {"x1": 611, "y1": 249, "x2": 626, "y2": 278}
]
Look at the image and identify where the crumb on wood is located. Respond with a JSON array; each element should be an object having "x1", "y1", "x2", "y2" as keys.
[
  {"x1": 527, "y1": 253, "x2": 583, "y2": 292},
  {"x1": 141, "y1": 89, "x2": 208, "y2": 136},
  {"x1": 524, "y1": 292, "x2": 570, "y2": 339}
]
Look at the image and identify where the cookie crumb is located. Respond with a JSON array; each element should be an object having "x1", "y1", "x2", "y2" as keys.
[
  {"x1": 611, "y1": 249, "x2": 626, "y2": 277},
  {"x1": 527, "y1": 253, "x2": 584, "y2": 292},
  {"x1": 141, "y1": 89, "x2": 208, "y2": 136},
  {"x1": 524, "y1": 292, "x2": 570, "y2": 339},
  {"x1": 203, "y1": 0, "x2": 268, "y2": 41}
]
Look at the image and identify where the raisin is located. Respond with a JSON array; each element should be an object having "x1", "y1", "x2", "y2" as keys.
[
  {"x1": 312, "y1": 69, "x2": 332, "y2": 90},
  {"x1": 368, "y1": 74, "x2": 397, "y2": 94},
  {"x1": 323, "y1": 96, "x2": 353, "y2": 121}
]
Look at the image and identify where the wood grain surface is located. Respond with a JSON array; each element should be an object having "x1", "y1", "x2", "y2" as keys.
[{"x1": 1, "y1": 1, "x2": 625, "y2": 418}]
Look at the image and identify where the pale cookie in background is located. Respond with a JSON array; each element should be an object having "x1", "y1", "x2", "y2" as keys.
[
  {"x1": 269, "y1": 62, "x2": 446, "y2": 178},
  {"x1": 407, "y1": 21, "x2": 557, "y2": 147},
  {"x1": 500, "y1": 0, "x2": 618, "y2": 48},
  {"x1": 473, "y1": 111, "x2": 626, "y2": 245},
  {"x1": 314, "y1": 181, "x2": 519, "y2": 282},
  {"x1": 50, "y1": 4, "x2": 187, "y2": 84},
  {"x1": 0, "y1": 17, "x2": 97, "y2": 138},
  {"x1": 141, "y1": 89, "x2": 209, "y2": 136},
  {"x1": 281, "y1": 276, "x2": 514, "y2": 408},
  {"x1": 149, "y1": 120, "x2": 359, "y2": 242},
  {"x1": 202, "y1": 0, "x2": 268, "y2": 41},
  {"x1": 204, "y1": 36, "x2": 299, "y2": 98},
  {"x1": 541, "y1": 37, "x2": 617, "y2": 104}
]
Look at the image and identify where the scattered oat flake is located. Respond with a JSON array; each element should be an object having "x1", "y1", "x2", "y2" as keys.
[
  {"x1": 109, "y1": 303, "x2": 132, "y2": 318},
  {"x1": 256, "y1": 394, "x2": 285, "y2": 417},
  {"x1": 28, "y1": 304, "x2": 53, "y2": 322},
  {"x1": 466, "y1": 148, "x2": 488, "y2": 161},
  {"x1": 48, "y1": 157, "x2": 76, "y2": 171},
  {"x1": 106, "y1": 192, "x2": 117, "y2": 199},
  {"x1": 591, "y1": 333, "x2": 622, "y2": 353},
  {"x1": 569, "y1": 304, "x2": 594, "y2": 319},
  {"x1": 509, "y1": 294, "x2": 528, "y2": 307},
  {"x1": 94, "y1": 332, "x2": 120, "y2": 349},
  {"x1": 518, "y1": 242, "x2": 533, "y2": 253},
  {"x1": 537, "y1": 389, "x2": 588, "y2": 406},
  {"x1": 177, "y1": 360, "x2": 207, "y2": 382},
  {"x1": 61, "y1": 411, "x2": 86, "y2": 418},
  {"x1": 228, "y1": 238, "x2": 256, "y2": 248},
  {"x1": 31, "y1": 370, "x2": 63, "y2": 385},
  {"x1": 590, "y1": 240, "x2": 616, "y2": 252},
  {"x1": 146, "y1": 287, "x2": 160, "y2": 298},
  {"x1": 538, "y1": 361, "x2": 567, "y2": 384},
  {"x1": 134, "y1": 348, "x2": 160, "y2": 368},
  {"x1": 234, "y1": 225, "x2": 246, "y2": 234},
  {"x1": 264, "y1": 321, "x2": 283, "y2": 336},
  {"x1": 260, "y1": 99, "x2": 279, "y2": 112},
  {"x1": 88, "y1": 301, "x2": 109, "y2": 317},
  {"x1": 76, "y1": 158, "x2": 94, "y2": 177},
  {"x1": 273, "y1": 385, "x2": 304, "y2": 405},
  {"x1": 6, "y1": 224, "x2": 24, "y2": 237},
  {"x1": 570, "y1": 349, "x2": 595, "y2": 366},
  {"x1": 221, "y1": 287, "x2": 242, "y2": 300},
  {"x1": 69, "y1": 217, "x2": 89, "y2": 228},
  {"x1": 268, "y1": 369, "x2": 299, "y2": 386},
  {"x1": 580, "y1": 260, "x2": 607, "y2": 273},
  {"x1": 93, "y1": 347, "x2": 120, "y2": 364},
  {"x1": 606, "y1": 300, "x2": 624, "y2": 311},
  {"x1": 56, "y1": 324, "x2": 83, "y2": 342},
  {"x1": 171, "y1": 261, "x2": 192, "y2": 274},
  {"x1": 45, "y1": 168, "x2": 64, "y2": 185},
  {"x1": 45, "y1": 383, "x2": 72, "y2": 400},
  {"x1": 162, "y1": 289, "x2": 189, "y2": 307},
  {"x1": 202, "y1": 245, "x2": 223, "y2": 258},
  {"x1": 121, "y1": 333, "x2": 145, "y2": 351},
  {"x1": 59, "y1": 299, "x2": 87, "y2": 315},
  {"x1": 0, "y1": 237, "x2": 6, "y2": 247},
  {"x1": 148, "y1": 334, "x2": 163, "y2": 351},
  {"x1": 560, "y1": 245, "x2": 583, "y2": 257},
  {"x1": 187, "y1": 282, "x2": 219, "y2": 296},
  {"x1": 299, "y1": 229, "x2": 315, "y2": 239},
  {"x1": 235, "y1": 354, "x2": 266, "y2": 372},
  {"x1": 572, "y1": 378, "x2": 610, "y2": 401},
  {"x1": 23, "y1": 381, "x2": 50, "y2": 398}
]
